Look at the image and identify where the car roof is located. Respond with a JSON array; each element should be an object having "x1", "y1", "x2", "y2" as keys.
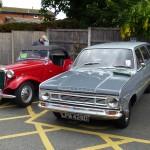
[
  {"x1": 23, "y1": 45, "x2": 66, "y2": 51},
  {"x1": 85, "y1": 42, "x2": 149, "y2": 50}
]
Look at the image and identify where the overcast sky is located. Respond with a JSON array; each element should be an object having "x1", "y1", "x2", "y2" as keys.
[{"x1": 2, "y1": 0, "x2": 66, "y2": 19}]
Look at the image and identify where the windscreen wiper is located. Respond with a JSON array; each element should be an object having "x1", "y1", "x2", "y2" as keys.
[
  {"x1": 113, "y1": 65, "x2": 131, "y2": 68},
  {"x1": 74, "y1": 62, "x2": 100, "y2": 68}
]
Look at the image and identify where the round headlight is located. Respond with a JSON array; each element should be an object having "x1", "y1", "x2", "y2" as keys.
[
  {"x1": 41, "y1": 91, "x2": 50, "y2": 100},
  {"x1": 106, "y1": 97, "x2": 119, "y2": 108},
  {"x1": 6, "y1": 70, "x2": 14, "y2": 78}
]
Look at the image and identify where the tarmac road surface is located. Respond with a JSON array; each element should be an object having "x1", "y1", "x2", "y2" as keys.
[{"x1": 0, "y1": 94, "x2": 150, "y2": 150}]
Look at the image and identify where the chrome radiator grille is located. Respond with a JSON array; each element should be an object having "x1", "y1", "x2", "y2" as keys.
[
  {"x1": 49, "y1": 91, "x2": 108, "y2": 107},
  {"x1": 61, "y1": 95, "x2": 94, "y2": 103},
  {"x1": 0, "y1": 70, "x2": 5, "y2": 90}
]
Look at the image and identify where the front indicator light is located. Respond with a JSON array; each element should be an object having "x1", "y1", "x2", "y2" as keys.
[
  {"x1": 60, "y1": 105, "x2": 71, "y2": 108},
  {"x1": 106, "y1": 110, "x2": 117, "y2": 115},
  {"x1": 40, "y1": 102, "x2": 46, "y2": 106}
]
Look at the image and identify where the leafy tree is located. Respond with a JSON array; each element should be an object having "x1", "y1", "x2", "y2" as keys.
[
  {"x1": 42, "y1": 0, "x2": 141, "y2": 27},
  {"x1": 41, "y1": 0, "x2": 139, "y2": 27},
  {"x1": 120, "y1": 0, "x2": 150, "y2": 39},
  {"x1": 41, "y1": 0, "x2": 150, "y2": 40},
  {"x1": 0, "y1": 0, "x2": 2, "y2": 8}
]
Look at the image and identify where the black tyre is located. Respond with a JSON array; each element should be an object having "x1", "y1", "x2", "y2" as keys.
[
  {"x1": 53, "y1": 112, "x2": 61, "y2": 119},
  {"x1": 145, "y1": 84, "x2": 150, "y2": 93},
  {"x1": 115, "y1": 101, "x2": 131, "y2": 129},
  {"x1": 14, "y1": 81, "x2": 34, "y2": 107}
]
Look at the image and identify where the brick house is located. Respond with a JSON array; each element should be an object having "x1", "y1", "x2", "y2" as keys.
[{"x1": 0, "y1": 7, "x2": 54, "y2": 24}]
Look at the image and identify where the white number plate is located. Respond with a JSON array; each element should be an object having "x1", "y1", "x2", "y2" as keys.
[{"x1": 60, "y1": 112, "x2": 89, "y2": 122}]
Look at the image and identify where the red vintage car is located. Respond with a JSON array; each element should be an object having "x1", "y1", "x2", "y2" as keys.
[{"x1": 0, "y1": 45, "x2": 73, "y2": 107}]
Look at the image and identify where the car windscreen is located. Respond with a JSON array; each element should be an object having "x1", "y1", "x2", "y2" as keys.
[
  {"x1": 73, "y1": 48, "x2": 134, "y2": 69},
  {"x1": 18, "y1": 50, "x2": 48, "y2": 60}
]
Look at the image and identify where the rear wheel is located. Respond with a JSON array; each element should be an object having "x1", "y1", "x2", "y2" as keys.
[
  {"x1": 115, "y1": 101, "x2": 131, "y2": 129},
  {"x1": 14, "y1": 81, "x2": 34, "y2": 107}
]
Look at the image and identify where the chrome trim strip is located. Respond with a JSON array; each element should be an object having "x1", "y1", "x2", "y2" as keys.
[
  {"x1": 0, "y1": 90, "x2": 16, "y2": 100},
  {"x1": 47, "y1": 100, "x2": 110, "y2": 109},
  {"x1": 2, "y1": 94, "x2": 16, "y2": 99},
  {"x1": 38, "y1": 101, "x2": 122, "y2": 119},
  {"x1": 49, "y1": 90, "x2": 118, "y2": 99},
  {"x1": 40, "y1": 90, "x2": 119, "y2": 108}
]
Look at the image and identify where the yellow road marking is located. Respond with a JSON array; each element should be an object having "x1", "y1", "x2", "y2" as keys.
[
  {"x1": 0, "y1": 100, "x2": 38, "y2": 109},
  {"x1": 0, "y1": 100, "x2": 13, "y2": 106},
  {"x1": 26, "y1": 106, "x2": 54, "y2": 150},
  {"x1": 0, "y1": 131, "x2": 39, "y2": 140},
  {"x1": 25, "y1": 109, "x2": 48, "y2": 124},
  {"x1": 32, "y1": 101, "x2": 38, "y2": 104},
  {"x1": 29, "y1": 121, "x2": 150, "y2": 145},
  {"x1": 28, "y1": 121, "x2": 150, "y2": 149},
  {"x1": 35, "y1": 124, "x2": 55, "y2": 150},
  {"x1": 0, "y1": 104, "x2": 17, "y2": 109},
  {"x1": 0, "y1": 128, "x2": 59, "y2": 140},
  {"x1": 0, "y1": 115, "x2": 30, "y2": 121},
  {"x1": 0, "y1": 104, "x2": 150, "y2": 150}
]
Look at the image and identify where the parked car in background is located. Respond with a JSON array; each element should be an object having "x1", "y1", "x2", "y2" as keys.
[
  {"x1": 39, "y1": 42, "x2": 150, "y2": 128},
  {"x1": 0, "y1": 45, "x2": 73, "y2": 107}
]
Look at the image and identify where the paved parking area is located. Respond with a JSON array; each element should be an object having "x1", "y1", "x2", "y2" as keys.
[{"x1": 0, "y1": 94, "x2": 150, "y2": 150}]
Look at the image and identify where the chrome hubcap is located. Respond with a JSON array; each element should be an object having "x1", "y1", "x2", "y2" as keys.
[{"x1": 21, "y1": 85, "x2": 32, "y2": 103}]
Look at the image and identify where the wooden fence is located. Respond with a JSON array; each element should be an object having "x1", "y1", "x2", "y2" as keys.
[
  {"x1": 0, "y1": 31, "x2": 46, "y2": 65},
  {"x1": 0, "y1": 27, "x2": 136, "y2": 65}
]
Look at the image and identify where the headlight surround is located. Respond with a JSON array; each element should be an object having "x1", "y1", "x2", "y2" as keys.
[
  {"x1": 6, "y1": 70, "x2": 14, "y2": 78},
  {"x1": 106, "y1": 97, "x2": 119, "y2": 108},
  {"x1": 40, "y1": 90, "x2": 50, "y2": 101}
]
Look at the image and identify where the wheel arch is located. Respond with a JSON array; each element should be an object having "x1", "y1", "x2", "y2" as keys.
[
  {"x1": 4, "y1": 75, "x2": 41, "y2": 91},
  {"x1": 130, "y1": 94, "x2": 137, "y2": 107},
  {"x1": 4, "y1": 78, "x2": 40, "y2": 95}
]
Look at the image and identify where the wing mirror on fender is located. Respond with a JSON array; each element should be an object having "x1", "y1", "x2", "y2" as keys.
[{"x1": 140, "y1": 62, "x2": 145, "y2": 68}]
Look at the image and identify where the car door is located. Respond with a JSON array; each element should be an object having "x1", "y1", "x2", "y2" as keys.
[
  {"x1": 139, "y1": 45, "x2": 150, "y2": 88},
  {"x1": 135, "y1": 45, "x2": 150, "y2": 98},
  {"x1": 41, "y1": 49, "x2": 69, "y2": 81}
]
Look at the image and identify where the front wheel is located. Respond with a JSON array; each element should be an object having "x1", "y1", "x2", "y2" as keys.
[
  {"x1": 115, "y1": 102, "x2": 131, "y2": 129},
  {"x1": 14, "y1": 81, "x2": 34, "y2": 107},
  {"x1": 145, "y1": 84, "x2": 150, "y2": 93},
  {"x1": 53, "y1": 112, "x2": 61, "y2": 119}
]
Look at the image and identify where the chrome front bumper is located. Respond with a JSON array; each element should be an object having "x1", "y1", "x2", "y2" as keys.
[
  {"x1": 38, "y1": 101, "x2": 123, "y2": 120},
  {"x1": 0, "y1": 89, "x2": 16, "y2": 100}
]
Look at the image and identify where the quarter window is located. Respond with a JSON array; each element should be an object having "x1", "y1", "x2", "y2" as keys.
[
  {"x1": 139, "y1": 46, "x2": 150, "y2": 62},
  {"x1": 135, "y1": 49, "x2": 144, "y2": 69},
  {"x1": 145, "y1": 45, "x2": 150, "y2": 55}
]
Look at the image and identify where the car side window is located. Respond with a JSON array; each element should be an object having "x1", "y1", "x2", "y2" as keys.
[
  {"x1": 135, "y1": 49, "x2": 144, "y2": 69},
  {"x1": 139, "y1": 46, "x2": 150, "y2": 63},
  {"x1": 49, "y1": 49, "x2": 69, "y2": 66},
  {"x1": 145, "y1": 45, "x2": 150, "y2": 56}
]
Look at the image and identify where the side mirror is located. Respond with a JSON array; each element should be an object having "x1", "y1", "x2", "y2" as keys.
[{"x1": 140, "y1": 62, "x2": 145, "y2": 68}]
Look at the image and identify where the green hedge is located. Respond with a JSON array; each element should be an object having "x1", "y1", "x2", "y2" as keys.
[{"x1": 0, "y1": 19, "x2": 80, "y2": 32}]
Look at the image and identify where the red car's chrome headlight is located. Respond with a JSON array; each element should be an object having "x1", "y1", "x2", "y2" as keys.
[{"x1": 6, "y1": 70, "x2": 14, "y2": 78}]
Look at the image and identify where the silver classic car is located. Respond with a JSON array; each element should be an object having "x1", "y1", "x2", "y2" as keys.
[{"x1": 38, "y1": 42, "x2": 150, "y2": 128}]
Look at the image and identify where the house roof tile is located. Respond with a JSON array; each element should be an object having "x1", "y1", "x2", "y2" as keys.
[{"x1": 0, "y1": 7, "x2": 54, "y2": 16}]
